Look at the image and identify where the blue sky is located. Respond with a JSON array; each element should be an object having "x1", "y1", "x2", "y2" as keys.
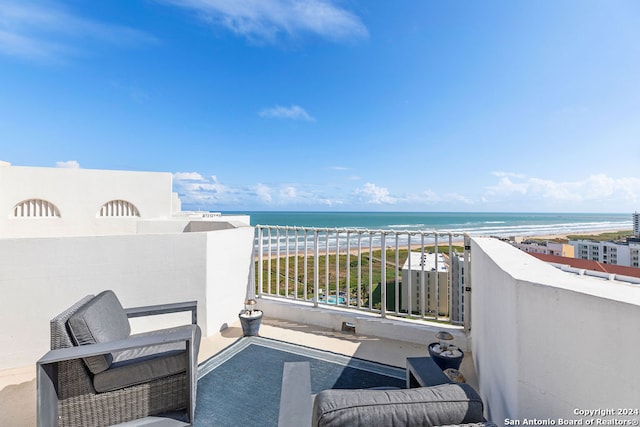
[{"x1": 1, "y1": 0, "x2": 639, "y2": 213}]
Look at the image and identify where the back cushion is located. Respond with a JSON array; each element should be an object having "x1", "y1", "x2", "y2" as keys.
[{"x1": 67, "y1": 290, "x2": 131, "y2": 374}]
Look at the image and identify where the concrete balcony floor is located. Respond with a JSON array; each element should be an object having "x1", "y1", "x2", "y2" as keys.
[{"x1": 0, "y1": 316, "x2": 477, "y2": 426}]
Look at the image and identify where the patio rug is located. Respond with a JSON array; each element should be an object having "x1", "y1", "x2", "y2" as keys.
[{"x1": 194, "y1": 336, "x2": 406, "y2": 426}]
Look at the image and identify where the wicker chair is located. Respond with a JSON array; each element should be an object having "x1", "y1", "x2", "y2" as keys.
[{"x1": 37, "y1": 291, "x2": 201, "y2": 427}]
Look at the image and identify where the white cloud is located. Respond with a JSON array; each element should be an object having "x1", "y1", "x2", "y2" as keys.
[
  {"x1": 171, "y1": 168, "x2": 640, "y2": 211},
  {"x1": 255, "y1": 183, "x2": 272, "y2": 203},
  {"x1": 159, "y1": 0, "x2": 368, "y2": 44},
  {"x1": 173, "y1": 172, "x2": 233, "y2": 206},
  {"x1": 173, "y1": 171, "x2": 205, "y2": 181},
  {"x1": 280, "y1": 186, "x2": 297, "y2": 199},
  {"x1": 491, "y1": 171, "x2": 526, "y2": 179},
  {"x1": 259, "y1": 105, "x2": 315, "y2": 121},
  {"x1": 0, "y1": 1, "x2": 155, "y2": 62},
  {"x1": 484, "y1": 172, "x2": 640, "y2": 205},
  {"x1": 485, "y1": 176, "x2": 528, "y2": 197},
  {"x1": 354, "y1": 183, "x2": 396, "y2": 204},
  {"x1": 55, "y1": 160, "x2": 80, "y2": 168}
]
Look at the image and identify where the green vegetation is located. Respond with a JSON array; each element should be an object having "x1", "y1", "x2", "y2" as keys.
[
  {"x1": 256, "y1": 245, "x2": 463, "y2": 306},
  {"x1": 564, "y1": 230, "x2": 633, "y2": 242}
]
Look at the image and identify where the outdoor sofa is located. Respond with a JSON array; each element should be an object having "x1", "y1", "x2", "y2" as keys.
[
  {"x1": 312, "y1": 382, "x2": 495, "y2": 426},
  {"x1": 279, "y1": 361, "x2": 496, "y2": 427},
  {"x1": 37, "y1": 290, "x2": 201, "y2": 427}
]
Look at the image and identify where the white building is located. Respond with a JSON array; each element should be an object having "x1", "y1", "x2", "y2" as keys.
[
  {"x1": 570, "y1": 239, "x2": 640, "y2": 268},
  {"x1": 400, "y1": 252, "x2": 449, "y2": 316},
  {"x1": 449, "y1": 252, "x2": 466, "y2": 323},
  {"x1": 511, "y1": 240, "x2": 574, "y2": 257},
  {"x1": 0, "y1": 161, "x2": 249, "y2": 238},
  {"x1": 0, "y1": 161, "x2": 254, "y2": 369}
]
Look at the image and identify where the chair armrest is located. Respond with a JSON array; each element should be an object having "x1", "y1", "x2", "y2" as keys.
[
  {"x1": 125, "y1": 300, "x2": 198, "y2": 324},
  {"x1": 38, "y1": 325, "x2": 198, "y2": 366}
]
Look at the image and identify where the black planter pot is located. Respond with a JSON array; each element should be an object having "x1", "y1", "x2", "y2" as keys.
[
  {"x1": 428, "y1": 342, "x2": 464, "y2": 371},
  {"x1": 239, "y1": 310, "x2": 263, "y2": 336}
]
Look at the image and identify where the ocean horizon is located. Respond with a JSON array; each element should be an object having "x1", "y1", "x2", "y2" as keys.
[{"x1": 222, "y1": 211, "x2": 633, "y2": 238}]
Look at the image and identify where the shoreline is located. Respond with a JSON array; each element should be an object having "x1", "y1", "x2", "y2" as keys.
[{"x1": 255, "y1": 228, "x2": 632, "y2": 259}]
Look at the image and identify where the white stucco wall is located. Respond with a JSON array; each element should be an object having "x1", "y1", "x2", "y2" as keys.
[
  {"x1": 0, "y1": 165, "x2": 174, "y2": 238},
  {"x1": 0, "y1": 225, "x2": 254, "y2": 370},
  {"x1": 204, "y1": 225, "x2": 256, "y2": 334},
  {"x1": 471, "y1": 237, "x2": 640, "y2": 423},
  {"x1": 258, "y1": 298, "x2": 469, "y2": 351}
]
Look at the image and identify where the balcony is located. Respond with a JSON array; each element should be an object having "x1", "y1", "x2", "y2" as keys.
[{"x1": 1, "y1": 225, "x2": 639, "y2": 425}]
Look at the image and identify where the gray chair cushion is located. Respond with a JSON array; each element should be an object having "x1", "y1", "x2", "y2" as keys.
[
  {"x1": 93, "y1": 324, "x2": 201, "y2": 393},
  {"x1": 312, "y1": 383, "x2": 485, "y2": 427},
  {"x1": 67, "y1": 290, "x2": 131, "y2": 374}
]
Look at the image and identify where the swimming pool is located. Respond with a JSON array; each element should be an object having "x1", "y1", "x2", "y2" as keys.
[{"x1": 320, "y1": 296, "x2": 346, "y2": 304}]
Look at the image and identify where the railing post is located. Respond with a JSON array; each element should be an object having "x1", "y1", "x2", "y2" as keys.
[
  {"x1": 447, "y1": 233, "x2": 454, "y2": 324},
  {"x1": 407, "y1": 233, "x2": 412, "y2": 316},
  {"x1": 381, "y1": 232, "x2": 387, "y2": 318},
  {"x1": 357, "y1": 231, "x2": 362, "y2": 309},
  {"x1": 368, "y1": 230, "x2": 373, "y2": 310},
  {"x1": 267, "y1": 227, "x2": 272, "y2": 295},
  {"x1": 303, "y1": 228, "x2": 308, "y2": 301},
  {"x1": 420, "y1": 233, "x2": 425, "y2": 319},
  {"x1": 325, "y1": 228, "x2": 330, "y2": 302},
  {"x1": 294, "y1": 227, "x2": 299, "y2": 300},
  {"x1": 257, "y1": 227, "x2": 263, "y2": 298},
  {"x1": 285, "y1": 226, "x2": 290, "y2": 297},
  {"x1": 335, "y1": 229, "x2": 340, "y2": 305},
  {"x1": 434, "y1": 234, "x2": 439, "y2": 320},
  {"x1": 346, "y1": 230, "x2": 351, "y2": 307},
  {"x1": 313, "y1": 230, "x2": 319, "y2": 307},
  {"x1": 276, "y1": 227, "x2": 281, "y2": 296},
  {"x1": 394, "y1": 233, "x2": 400, "y2": 315}
]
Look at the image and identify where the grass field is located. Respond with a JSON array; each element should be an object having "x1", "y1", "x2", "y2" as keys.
[
  {"x1": 552, "y1": 230, "x2": 633, "y2": 243},
  {"x1": 256, "y1": 245, "x2": 464, "y2": 308}
]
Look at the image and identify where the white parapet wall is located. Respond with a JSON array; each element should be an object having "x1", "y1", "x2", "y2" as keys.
[
  {"x1": 470, "y1": 237, "x2": 640, "y2": 423},
  {"x1": 0, "y1": 165, "x2": 176, "y2": 238},
  {"x1": 0, "y1": 225, "x2": 254, "y2": 370},
  {"x1": 258, "y1": 297, "x2": 469, "y2": 351}
]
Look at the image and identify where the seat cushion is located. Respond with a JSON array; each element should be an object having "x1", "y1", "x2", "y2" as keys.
[
  {"x1": 92, "y1": 325, "x2": 199, "y2": 393},
  {"x1": 67, "y1": 290, "x2": 131, "y2": 374},
  {"x1": 312, "y1": 383, "x2": 485, "y2": 427}
]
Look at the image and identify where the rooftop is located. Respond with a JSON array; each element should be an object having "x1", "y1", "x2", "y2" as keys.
[
  {"x1": 529, "y1": 252, "x2": 640, "y2": 279},
  {"x1": 0, "y1": 316, "x2": 477, "y2": 426},
  {"x1": 1, "y1": 163, "x2": 639, "y2": 424}
]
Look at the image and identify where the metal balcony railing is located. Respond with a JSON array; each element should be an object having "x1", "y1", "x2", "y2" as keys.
[{"x1": 255, "y1": 225, "x2": 470, "y2": 326}]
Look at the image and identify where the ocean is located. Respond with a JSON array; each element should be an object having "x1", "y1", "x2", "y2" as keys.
[{"x1": 223, "y1": 211, "x2": 632, "y2": 238}]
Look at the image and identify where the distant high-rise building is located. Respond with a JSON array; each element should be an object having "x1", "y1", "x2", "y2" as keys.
[{"x1": 634, "y1": 211, "x2": 640, "y2": 238}]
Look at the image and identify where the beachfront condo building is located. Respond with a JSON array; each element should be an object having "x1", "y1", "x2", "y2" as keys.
[
  {"x1": 570, "y1": 239, "x2": 640, "y2": 268},
  {"x1": 568, "y1": 212, "x2": 640, "y2": 268},
  {"x1": 511, "y1": 240, "x2": 575, "y2": 257},
  {"x1": 400, "y1": 252, "x2": 449, "y2": 316}
]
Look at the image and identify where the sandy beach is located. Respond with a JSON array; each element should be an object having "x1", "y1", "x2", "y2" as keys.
[{"x1": 256, "y1": 227, "x2": 633, "y2": 260}]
